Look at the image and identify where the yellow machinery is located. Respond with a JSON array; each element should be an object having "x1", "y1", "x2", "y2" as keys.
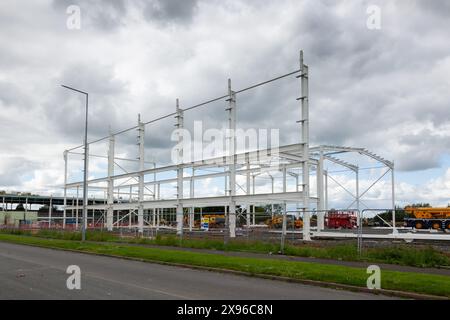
[
  {"x1": 191, "y1": 214, "x2": 226, "y2": 228},
  {"x1": 404, "y1": 207, "x2": 450, "y2": 230},
  {"x1": 265, "y1": 215, "x2": 303, "y2": 229}
]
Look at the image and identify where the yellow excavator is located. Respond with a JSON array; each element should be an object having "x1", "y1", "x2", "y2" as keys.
[{"x1": 404, "y1": 207, "x2": 450, "y2": 230}]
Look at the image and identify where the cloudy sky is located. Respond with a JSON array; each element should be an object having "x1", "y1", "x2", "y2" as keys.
[{"x1": 0, "y1": 0, "x2": 449, "y2": 208}]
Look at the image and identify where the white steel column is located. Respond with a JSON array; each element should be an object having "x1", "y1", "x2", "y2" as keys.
[
  {"x1": 227, "y1": 79, "x2": 237, "y2": 238},
  {"x1": 391, "y1": 163, "x2": 397, "y2": 234},
  {"x1": 129, "y1": 185, "x2": 132, "y2": 228},
  {"x1": 317, "y1": 149, "x2": 325, "y2": 231},
  {"x1": 48, "y1": 195, "x2": 52, "y2": 228},
  {"x1": 106, "y1": 132, "x2": 115, "y2": 231},
  {"x1": 157, "y1": 183, "x2": 161, "y2": 229},
  {"x1": 246, "y1": 160, "x2": 250, "y2": 228},
  {"x1": 76, "y1": 186, "x2": 79, "y2": 229},
  {"x1": 84, "y1": 144, "x2": 89, "y2": 231},
  {"x1": 356, "y1": 167, "x2": 360, "y2": 227},
  {"x1": 271, "y1": 175, "x2": 274, "y2": 218},
  {"x1": 300, "y1": 50, "x2": 311, "y2": 240},
  {"x1": 189, "y1": 168, "x2": 195, "y2": 231},
  {"x1": 63, "y1": 150, "x2": 68, "y2": 229},
  {"x1": 137, "y1": 115, "x2": 145, "y2": 234},
  {"x1": 152, "y1": 162, "x2": 156, "y2": 227},
  {"x1": 252, "y1": 205, "x2": 255, "y2": 225},
  {"x1": 175, "y1": 99, "x2": 184, "y2": 236},
  {"x1": 324, "y1": 170, "x2": 328, "y2": 211}
]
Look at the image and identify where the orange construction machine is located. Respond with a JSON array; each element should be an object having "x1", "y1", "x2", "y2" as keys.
[{"x1": 404, "y1": 207, "x2": 450, "y2": 230}]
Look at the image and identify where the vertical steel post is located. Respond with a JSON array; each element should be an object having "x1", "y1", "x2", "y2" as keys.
[
  {"x1": 356, "y1": 167, "x2": 360, "y2": 226},
  {"x1": 63, "y1": 150, "x2": 68, "y2": 229},
  {"x1": 317, "y1": 149, "x2": 325, "y2": 231},
  {"x1": 189, "y1": 168, "x2": 194, "y2": 231},
  {"x1": 76, "y1": 186, "x2": 79, "y2": 230},
  {"x1": 252, "y1": 175, "x2": 256, "y2": 194},
  {"x1": 281, "y1": 202, "x2": 287, "y2": 253},
  {"x1": 391, "y1": 163, "x2": 397, "y2": 234},
  {"x1": 271, "y1": 176, "x2": 274, "y2": 218},
  {"x1": 129, "y1": 185, "x2": 132, "y2": 229},
  {"x1": 24, "y1": 197, "x2": 28, "y2": 223},
  {"x1": 152, "y1": 163, "x2": 156, "y2": 228},
  {"x1": 246, "y1": 160, "x2": 251, "y2": 228},
  {"x1": 107, "y1": 132, "x2": 115, "y2": 231},
  {"x1": 137, "y1": 115, "x2": 145, "y2": 234},
  {"x1": 175, "y1": 99, "x2": 184, "y2": 237},
  {"x1": 356, "y1": 168, "x2": 362, "y2": 254},
  {"x1": 227, "y1": 79, "x2": 237, "y2": 238},
  {"x1": 82, "y1": 95, "x2": 89, "y2": 241},
  {"x1": 252, "y1": 204, "x2": 255, "y2": 225},
  {"x1": 48, "y1": 195, "x2": 52, "y2": 228},
  {"x1": 157, "y1": 183, "x2": 160, "y2": 230},
  {"x1": 300, "y1": 50, "x2": 311, "y2": 241},
  {"x1": 82, "y1": 144, "x2": 89, "y2": 237},
  {"x1": 324, "y1": 170, "x2": 328, "y2": 211}
]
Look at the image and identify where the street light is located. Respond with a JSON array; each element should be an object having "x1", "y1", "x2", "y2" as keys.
[{"x1": 61, "y1": 84, "x2": 88, "y2": 241}]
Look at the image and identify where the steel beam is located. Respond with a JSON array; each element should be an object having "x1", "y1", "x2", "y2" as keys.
[
  {"x1": 227, "y1": 79, "x2": 237, "y2": 238},
  {"x1": 316, "y1": 149, "x2": 325, "y2": 231},
  {"x1": 106, "y1": 132, "x2": 115, "y2": 231},
  {"x1": 137, "y1": 115, "x2": 145, "y2": 234},
  {"x1": 175, "y1": 99, "x2": 184, "y2": 236},
  {"x1": 300, "y1": 50, "x2": 311, "y2": 241},
  {"x1": 63, "y1": 150, "x2": 68, "y2": 229}
]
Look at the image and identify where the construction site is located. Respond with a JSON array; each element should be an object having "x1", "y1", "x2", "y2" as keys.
[
  {"x1": 2, "y1": 51, "x2": 447, "y2": 249},
  {"x1": 2, "y1": 0, "x2": 450, "y2": 303}
]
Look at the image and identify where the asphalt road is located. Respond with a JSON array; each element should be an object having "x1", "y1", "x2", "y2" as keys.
[{"x1": 0, "y1": 242, "x2": 392, "y2": 300}]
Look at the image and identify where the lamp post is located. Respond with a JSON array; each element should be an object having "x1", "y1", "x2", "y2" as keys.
[{"x1": 61, "y1": 85, "x2": 88, "y2": 241}]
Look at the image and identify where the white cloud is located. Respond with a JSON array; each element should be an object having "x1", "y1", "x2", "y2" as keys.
[{"x1": 0, "y1": 0, "x2": 448, "y2": 209}]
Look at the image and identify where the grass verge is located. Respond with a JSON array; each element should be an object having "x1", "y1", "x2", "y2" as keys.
[
  {"x1": 1, "y1": 228, "x2": 448, "y2": 268},
  {"x1": 0, "y1": 233, "x2": 449, "y2": 298}
]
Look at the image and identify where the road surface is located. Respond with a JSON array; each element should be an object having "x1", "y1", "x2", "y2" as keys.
[{"x1": 0, "y1": 242, "x2": 392, "y2": 300}]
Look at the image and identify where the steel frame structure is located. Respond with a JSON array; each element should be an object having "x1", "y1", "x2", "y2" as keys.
[
  {"x1": 309, "y1": 145, "x2": 397, "y2": 235},
  {"x1": 61, "y1": 50, "x2": 443, "y2": 242},
  {"x1": 63, "y1": 50, "x2": 317, "y2": 240}
]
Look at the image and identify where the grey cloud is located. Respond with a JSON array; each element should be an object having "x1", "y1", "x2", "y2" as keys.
[
  {"x1": 52, "y1": 0, "x2": 199, "y2": 31},
  {"x1": 0, "y1": 157, "x2": 41, "y2": 188},
  {"x1": 0, "y1": 81, "x2": 30, "y2": 108},
  {"x1": 52, "y1": 0, "x2": 127, "y2": 31},
  {"x1": 396, "y1": 129, "x2": 450, "y2": 171},
  {"x1": 143, "y1": 0, "x2": 199, "y2": 25},
  {"x1": 1, "y1": 0, "x2": 450, "y2": 195},
  {"x1": 45, "y1": 62, "x2": 130, "y2": 143}
]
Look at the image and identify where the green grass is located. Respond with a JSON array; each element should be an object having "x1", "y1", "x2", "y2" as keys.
[
  {"x1": 0, "y1": 233, "x2": 449, "y2": 298},
  {"x1": 130, "y1": 235, "x2": 450, "y2": 268},
  {"x1": 1, "y1": 228, "x2": 449, "y2": 268}
]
